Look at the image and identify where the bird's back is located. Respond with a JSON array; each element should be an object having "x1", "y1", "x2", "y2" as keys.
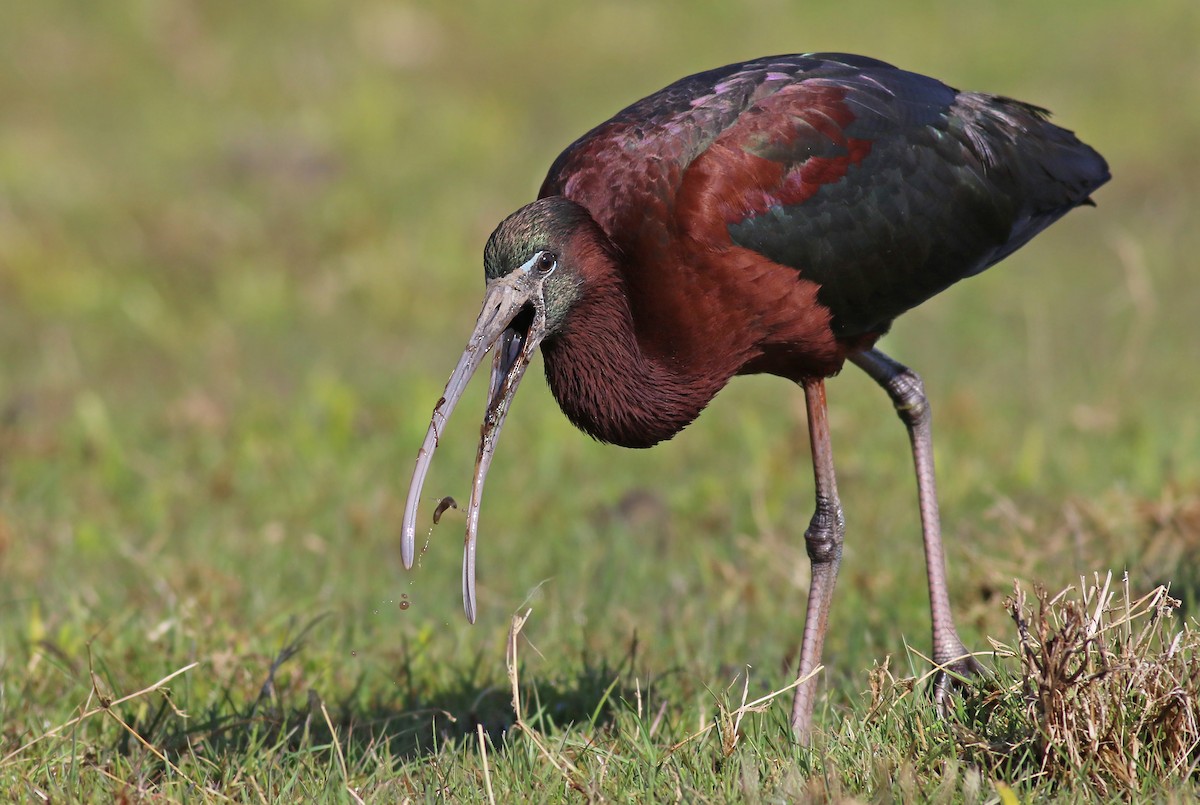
[{"x1": 540, "y1": 53, "x2": 1110, "y2": 340}]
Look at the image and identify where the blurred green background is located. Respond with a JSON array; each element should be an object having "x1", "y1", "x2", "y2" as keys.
[{"x1": 1, "y1": 0, "x2": 1198, "y2": 794}]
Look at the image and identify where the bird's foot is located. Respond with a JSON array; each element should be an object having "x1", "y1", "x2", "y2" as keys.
[{"x1": 931, "y1": 651, "x2": 985, "y2": 717}]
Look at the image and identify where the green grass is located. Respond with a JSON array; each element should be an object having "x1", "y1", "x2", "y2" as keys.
[{"x1": 3, "y1": 0, "x2": 1199, "y2": 800}]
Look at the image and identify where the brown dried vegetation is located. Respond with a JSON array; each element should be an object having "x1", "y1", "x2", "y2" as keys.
[{"x1": 957, "y1": 576, "x2": 1199, "y2": 795}]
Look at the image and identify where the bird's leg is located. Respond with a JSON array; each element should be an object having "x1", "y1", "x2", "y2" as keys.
[
  {"x1": 849, "y1": 348, "x2": 981, "y2": 708},
  {"x1": 790, "y1": 378, "x2": 845, "y2": 743}
]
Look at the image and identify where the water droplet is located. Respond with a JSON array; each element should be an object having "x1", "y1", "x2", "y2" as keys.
[
  {"x1": 399, "y1": 600, "x2": 411, "y2": 611},
  {"x1": 373, "y1": 609, "x2": 379, "y2": 615},
  {"x1": 350, "y1": 650, "x2": 357, "y2": 657}
]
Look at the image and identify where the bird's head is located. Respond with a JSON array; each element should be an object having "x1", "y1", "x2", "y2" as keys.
[
  {"x1": 482, "y1": 196, "x2": 596, "y2": 334},
  {"x1": 401, "y1": 197, "x2": 606, "y2": 622}
]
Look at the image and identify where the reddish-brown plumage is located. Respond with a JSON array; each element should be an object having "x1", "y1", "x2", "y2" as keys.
[
  {"x1": 677, "y1": 83, "x2": 873, "y2": 229},
  {"x1": 541, "y1": 229, "x2": 855, "y2": 448}
]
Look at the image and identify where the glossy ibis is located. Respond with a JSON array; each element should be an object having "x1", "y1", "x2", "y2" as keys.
[{"x1": 401, "y1": 53, "x2": 1109, "y2": 741}]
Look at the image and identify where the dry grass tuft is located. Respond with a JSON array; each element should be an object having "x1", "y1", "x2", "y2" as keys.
[{"x1": 958, "y1": 574, "x2": 1199, "y2": 795}]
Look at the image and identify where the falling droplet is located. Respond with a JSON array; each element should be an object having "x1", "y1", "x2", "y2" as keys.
[
  {"x1": 350, "y1": 650, "x2": 357, "y2": 657},
  {"x1": 422, "y1": 528, "x2": 433, "y2": 558}
]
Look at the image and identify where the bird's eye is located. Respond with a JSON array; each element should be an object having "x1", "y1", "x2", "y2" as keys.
[{"x1": 535, "y1": 251, "x2": 557, "y2": 275}]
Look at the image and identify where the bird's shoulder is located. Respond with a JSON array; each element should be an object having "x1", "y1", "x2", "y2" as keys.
[{"x1": 537, "y1": 54, "x2": 961, "y2": 249}]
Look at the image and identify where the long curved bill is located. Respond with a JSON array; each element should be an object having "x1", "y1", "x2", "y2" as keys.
[{"x1": 401, "y1": 273, "x2": 546, "y2": 622}]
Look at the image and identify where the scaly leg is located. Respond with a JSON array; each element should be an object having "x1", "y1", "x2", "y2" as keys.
[
  {"x1": 850, "y1": 348, "x2": 981, "y2": 707},
  {"x1": 790, "y1": 378, "x2": 846, "y2": 743}
]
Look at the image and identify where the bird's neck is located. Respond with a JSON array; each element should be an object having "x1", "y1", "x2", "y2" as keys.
[{"x1": 541, "y1": 270, "x2": 729, "y2": 449}]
